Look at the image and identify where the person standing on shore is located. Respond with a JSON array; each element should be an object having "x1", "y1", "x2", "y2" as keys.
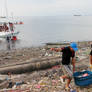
[
  {"x1": 6, "y1": 36, "x2": 11, "y2": 50},
  {"x1": 89, "y1": 44, "x2": 92, "y2": 71},
  {"x1": 50, "y1": 42, "x2": 78, "y2": 90}
]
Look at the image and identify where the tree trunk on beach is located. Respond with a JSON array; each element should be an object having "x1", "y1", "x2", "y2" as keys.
[{"x1": 0, "y1": 56, "x2": 61, "y2": 74}]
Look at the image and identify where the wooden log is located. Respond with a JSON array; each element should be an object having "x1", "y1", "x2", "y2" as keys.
[
  {"x1": 0, "y1": 57, "x2": 61, "y2": 74},
  {"x1": 0, "y1": 56, "x2": 61, "y2": 68}
]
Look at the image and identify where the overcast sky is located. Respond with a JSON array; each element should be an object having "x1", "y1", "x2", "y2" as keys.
[{"x1": 0, "y1": 0, "x2": 92, "y2": 16}]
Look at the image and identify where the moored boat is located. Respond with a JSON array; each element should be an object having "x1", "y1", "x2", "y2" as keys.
[{"x1": 0, "y1": 17, "x2": 20, "y2": 41}]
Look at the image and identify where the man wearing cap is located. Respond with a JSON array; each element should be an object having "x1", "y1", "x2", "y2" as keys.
[{"x1": 50, "y1": 42, "x2": 78, "y2": 90}]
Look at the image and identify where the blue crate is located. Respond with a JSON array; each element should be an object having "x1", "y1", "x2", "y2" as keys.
[{"x1": 73, "y1": 70, "x2": 92, "y2": 86}]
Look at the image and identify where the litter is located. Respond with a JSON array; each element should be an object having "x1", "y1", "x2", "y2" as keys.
[
  {"x1": 15, "y1": 81, "x2": 24, "y2": 86},
  {"x1": 35, "y1": 84, "x2": 41, "y2": 89},
  {"x1": 70, "y1": 89, "x2": 76, "y2": 92}
]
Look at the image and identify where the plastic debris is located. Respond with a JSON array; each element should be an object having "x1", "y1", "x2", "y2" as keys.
[
  {"x1": 70, "y1": 89, "x2": 76, "y2": 92},
  {"x1": 15, "y1": 81, "x2": 24, "y2": 86},
  {"x1": 35, "y1": 84, "x2": 41, "y2": 89}
]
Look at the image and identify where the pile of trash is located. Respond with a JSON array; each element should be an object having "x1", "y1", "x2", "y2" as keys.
[
  {"x1": 0, "y1": 65, "x2": 70, "y2": 92},
  {"x1": 0, "y1": 43, "x2": 91, "y2": 91},
  {"x1": 0, "y1": 64, "x2": 92, "y2": 92}
]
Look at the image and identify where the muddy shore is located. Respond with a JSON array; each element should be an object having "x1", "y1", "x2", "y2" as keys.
[{"x1": 0, "y1": 41, "x2": 92, "y2": 92}]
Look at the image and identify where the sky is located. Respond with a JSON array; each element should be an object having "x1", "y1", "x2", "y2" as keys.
[{"x1": 0, "y1": 0, "x2": 92, "y2": 16}]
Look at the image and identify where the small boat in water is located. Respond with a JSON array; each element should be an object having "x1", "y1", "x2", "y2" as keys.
[
  {"x1": 0, "y1": 0, "x2": 21, "y2": 41},
  {"x1": 74, "y1": 15, "x2": 82, "y2": 16},
  {"x1": 0, "y1": 17, "x2": 20, "y2": 41}
]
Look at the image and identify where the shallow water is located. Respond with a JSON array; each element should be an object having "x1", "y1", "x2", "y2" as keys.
[{"x1": 0, "y1": 16, "x2": 92, "y2": 50}]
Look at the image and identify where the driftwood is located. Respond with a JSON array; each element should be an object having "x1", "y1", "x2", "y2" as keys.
[{"x1": 0, "y1": 56, "x2": 61, "y2": 74}]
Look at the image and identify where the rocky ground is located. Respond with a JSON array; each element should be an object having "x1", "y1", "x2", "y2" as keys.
[{"x1": 0, "y1": 43, "x2": 91, "y2": 92}]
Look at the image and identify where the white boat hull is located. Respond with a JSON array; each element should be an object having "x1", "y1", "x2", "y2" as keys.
[{"x1": 0, "y1": 31, "x2": 19, "y2": 38}]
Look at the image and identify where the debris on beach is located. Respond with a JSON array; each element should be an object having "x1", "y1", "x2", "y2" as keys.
[{"x1": 0, "y1": 41, "x2": 92, "y2": 91}]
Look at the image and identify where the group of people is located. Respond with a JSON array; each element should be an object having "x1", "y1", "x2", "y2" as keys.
[
  {"x1": 50, "y1": 42, "x2": 92, "y2": 91},
  {"x1": 0, "y1": 23, "x2": 9, "y2": 32},
  {"x1": 0, "y1": 22, "x2": 14, "y2": 32},
  {"x1": 6, "y1": 36, "x2": 16, "y2": 50}
]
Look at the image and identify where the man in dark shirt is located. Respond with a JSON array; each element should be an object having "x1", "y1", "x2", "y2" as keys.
[{"x1": 51, "y1": 42, "x2": 78, "y2": 90}]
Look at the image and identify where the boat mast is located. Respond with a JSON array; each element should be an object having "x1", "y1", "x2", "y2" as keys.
[{"x1": 5, "y1": 0, "x2": 8, "y2": 18}]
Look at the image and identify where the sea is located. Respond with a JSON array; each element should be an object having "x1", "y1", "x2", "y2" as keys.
[{"x1": 1, "y1": 16, "x2": 92, "y2": 50}]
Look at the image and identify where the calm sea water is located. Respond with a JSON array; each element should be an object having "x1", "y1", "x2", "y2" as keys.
[{"x1": 1, "y1": 16, "x2": 92, "y2": 50}]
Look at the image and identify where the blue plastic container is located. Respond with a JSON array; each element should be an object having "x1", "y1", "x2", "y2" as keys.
[{"x1": 73, "y1": 70, "x2": 92, "y2": 86}]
